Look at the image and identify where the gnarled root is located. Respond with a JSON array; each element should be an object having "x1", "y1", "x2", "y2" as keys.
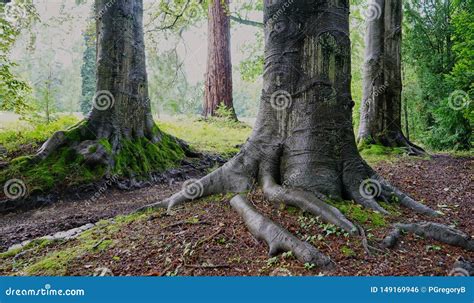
[
  {"x1": 136, "y1": 153, "x2": 255, "y2": 213},
  {"x1": 382, "y1": 221, "x2": 474, "y2": 251},
  {"x1": 230, "y1": 194, "x2": 331, "y2": 267},
  {"x1": 35, "y1": 131, "x2": 67, "y2": 161},
  {"x1": 261, "y1": 175, "x2": 358, "y2": 235},
  {"x1": 378, "y1": 178, "x2": 439, "y2": 216}
]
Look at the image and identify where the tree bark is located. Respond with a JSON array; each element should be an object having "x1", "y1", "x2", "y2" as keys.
[
  {"x1": 358, "y1": 0, "x2": 425, "y2": 155},
  {"x1": 203, "y1": 0, "x2": 236, "y2": 119},
  {"x1": 141, "y1": 0, "x2": 454, "y2": 266}
]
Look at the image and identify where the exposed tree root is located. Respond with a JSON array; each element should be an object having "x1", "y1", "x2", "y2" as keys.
[
  {"x1": 261, "y1": 175, "x2": 358, "y2": 235},
  {"x1": 230, "y1": 194, "x2": 331, "y2": 267},
  {"x1": 378, "y1": 178, "x2": 440, "y2": 216},
  {"x1": 135, "y1": 150, "x2": 454, "y2": 267},
  {"x1": 382, "y1": 221, "x2": 474, "y2": 251}
]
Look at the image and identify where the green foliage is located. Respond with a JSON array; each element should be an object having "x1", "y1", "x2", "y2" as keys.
[
  {"x1": 403, "y1": 0, "x2": 472, "y2": 150},
  {"x1": 0, "y1": 3, "x2": 35, "y2": 113}
]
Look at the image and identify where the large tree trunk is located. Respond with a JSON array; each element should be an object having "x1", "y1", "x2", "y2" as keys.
[
  {"x1": 358, "y1": 0, "x2": 424, "y2": 155},
  {"x1": 35, "y1": 0, "x2": 190, "y2": 179},
  {"x1": 139, "y1": 0, "x2": 457, "y2": 267},
  {"x1": 203, "y1": 0, "x2": 236, "y2": 119}
]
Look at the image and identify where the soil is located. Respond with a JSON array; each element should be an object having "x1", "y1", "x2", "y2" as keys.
[{"x1": 0, "y1": 154, "x2": 472, "y2": 276}]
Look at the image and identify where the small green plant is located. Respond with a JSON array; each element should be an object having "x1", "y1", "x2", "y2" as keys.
[
  {"x1": 282, "y1": 251, "x2": 294, "y2": 259},
  {"x1": 266, "y1": 256, "x2": 279, "y2": 267},
  {"x1": 340, "y1": 245, "x2": 356, "y2": 257},
  {"x1": 304, "y1": 263, "x2": 316, "y2": 270}
]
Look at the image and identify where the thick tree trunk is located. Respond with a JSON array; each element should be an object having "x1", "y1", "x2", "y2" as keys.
[
  {"x1": 141, "y1": 0, "x2": 472, "y2": 266},
  {"x1": 358, "y1": 0, "x2": 425, "y2": 155},
  {"x1": 36, "y1": 0, "x2": 189, "y2": 177},
  {"x1": 203, "y1": 0, "x2": 236, "y2": 119}
]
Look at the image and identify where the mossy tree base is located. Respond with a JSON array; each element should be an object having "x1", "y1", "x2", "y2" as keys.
[{"x1": 0, "y1": 119, "x2": 193, "y2": 205}]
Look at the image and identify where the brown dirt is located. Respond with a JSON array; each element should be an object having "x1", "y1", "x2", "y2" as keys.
[{"x1": 0, "y1": 154, "x2": 472, "y2": 276}]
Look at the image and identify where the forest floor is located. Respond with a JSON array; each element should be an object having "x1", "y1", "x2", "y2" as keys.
[{"x1": 0, "y1": 153, "x2": 472, "y2": 276}]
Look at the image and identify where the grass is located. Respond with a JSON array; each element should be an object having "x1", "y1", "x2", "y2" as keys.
[
  {"x1": 358, "y1": 144, "x2": 407, "y2": 165},
  {"x1": 0, "y1": 114, "x2": 252, "y2": 159},
  {"x1": 158, "y1": 116, "x2": 252, "y2": 157},
  {"x1": 0, "y1": 115, "x2": 252, "y2": 194},
  {"x1": 0, "y1": 115, "x2": 80, "y2": 155}
]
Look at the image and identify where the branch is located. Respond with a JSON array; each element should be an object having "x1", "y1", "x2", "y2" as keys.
[{"x1": 230, "y1": 15, "x2": 263, "y2": 28}]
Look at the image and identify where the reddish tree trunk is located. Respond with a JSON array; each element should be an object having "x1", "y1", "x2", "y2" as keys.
[{"x1": 203, "y1": 0, "x2": 236, "y2": 119}]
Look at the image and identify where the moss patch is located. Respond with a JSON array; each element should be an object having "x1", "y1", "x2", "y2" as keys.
[
  {"x1": 0, "y1": 146, "x2": 106, "y2": 195},
  {"x1": 8, "y1": 209, "x2": 158, "y2": 276},
  {"x1": 359, "y1": 144, "x2": 406, "y2": 165},
  {"x1": 112, "y1": 134, "x2": 184, "y2": 177},
  {"x1": 329, "y1": 200, "x2": 388, "y2": 228}
]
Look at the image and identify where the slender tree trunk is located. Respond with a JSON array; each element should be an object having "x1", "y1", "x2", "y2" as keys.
[
  {"x1": 203, "y1": 0, "x2": 236, "y2": 119},
  {"x1": 36, "y1": 0, "x2": 190, "y2": 177},
  {"x1": 358, "y1": 0, "x2": 425, "y2": 155},
  {"x1": 142, "y1": 0, "x2": 444, "y2": 266}
]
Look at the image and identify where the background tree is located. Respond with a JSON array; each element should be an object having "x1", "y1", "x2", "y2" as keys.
[
  {"x1": 203, "y1": 0, "x2": 236, "y2": 119},
  {"x1": 139, "y1": 0, "x2": 468, "y2": 265},
  {"x1": 358, "y1": 0, "x2": 424, "y2": 154}
]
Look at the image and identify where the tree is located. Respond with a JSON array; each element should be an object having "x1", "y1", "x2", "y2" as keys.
[
  {"x1": 138, "y1": 0, "x2": 474, "y2": 266},
  {"x1": 80, "y1": 19, "x2": 96, "y2": 115},
  {"x1": 203, "y1": 0, "x2": 236, "y2": 119},
  {"x1": 32, "y1": 0, "x2": 193, "y2": 179},
  {"x1": 357, "y1": 0, "x2": 424, "y2": 155}
]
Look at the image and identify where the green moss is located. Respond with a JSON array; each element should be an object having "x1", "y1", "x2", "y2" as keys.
[
  {"x1": 328, "y1": 200, "x2": 387, "y2": 227},
  {"x1": 0, "y1": 238, "x2": 53, "y2": 259},
  {"x1": 112, "y1": 135, "x2": 184, "y2": 177},
  {"x1": 21, "y1": 222, "x2": 116, "y2": 276},
  {"x1": 0, "y1": 145, "x2": 106, "y2": 194},
  {"x1": 359, "y1": 144, "x2": 405, "y2": 165}
]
